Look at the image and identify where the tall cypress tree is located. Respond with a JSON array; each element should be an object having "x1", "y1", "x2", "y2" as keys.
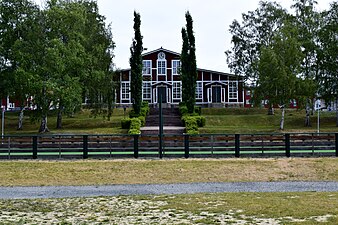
[
  {"x1": 181, "y1": 11, "x2": 197, "y2": 113},
  {"x1": 129, "y1": 11, "x2": 143, "y2": 115}
]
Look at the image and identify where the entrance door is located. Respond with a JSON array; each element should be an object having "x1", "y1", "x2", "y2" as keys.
[
  {"x1": 212, "y1": 86, "x2": 221, "y2": 103},
  {"x1": 158, "y1": 87, "x2": 167, "y2": 103}
]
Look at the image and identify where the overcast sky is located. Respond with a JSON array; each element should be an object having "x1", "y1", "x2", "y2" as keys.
[{"x1": 37, "y1": 0, "x2": 333, "y2": 73}]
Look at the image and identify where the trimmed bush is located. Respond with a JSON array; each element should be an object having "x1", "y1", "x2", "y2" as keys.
[
  {"x1": 182, "y1": 116, "x2": 199, "y2": 134},
  {"x1": 195, "y1": 116, "x2": 206, "y2": 127},
  {"x1": 138, "y1": 116, "x2": 145, "y2": 126},
  {"x1": 121, "y1": 118, "x2": 131, "y2": 129},
  {"x1": 128, "y1": 128, "x2": 141, "y2": 135},
  {"x1": 130, "y1": 118, "x2": 141, "y2": 130}
]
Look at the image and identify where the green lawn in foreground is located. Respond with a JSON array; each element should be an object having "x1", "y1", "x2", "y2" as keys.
[{"x1": 201, "y1": 108, "x2": 338, "y2": 133}]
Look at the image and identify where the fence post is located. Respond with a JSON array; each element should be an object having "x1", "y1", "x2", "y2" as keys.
[
  {"x1": 335, "y1": 133, "x2": 338, "y2": 157},
  {"x1": 184, "y1": 134, "x2": 190, "y2": 158},
  {"x1": 32, "y1": 136, "x2": 38, "y2": 159},
  {"x1": 285, "y1": 133, "x2": 290, "y2": 157},
  {"x1": 235, "y1": 134, "x2": 240, "y2": 158},
  {"x1": 83, "y1": 135, "x2": 88, "y2": 159},
  {"x1": 134, "y1": 134, "x2": 139, "y2": 158}
]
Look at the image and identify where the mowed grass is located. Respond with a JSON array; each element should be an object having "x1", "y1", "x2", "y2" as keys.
[
  {"x1": 1, "y1": 108, "x2": 130, "y2": 134},
  {"x1": 201, "y1": 108, "x2": 338, "y2": 133},
  {"x1": 0, "y1": 158, "x2": 337, "y2": 186}
]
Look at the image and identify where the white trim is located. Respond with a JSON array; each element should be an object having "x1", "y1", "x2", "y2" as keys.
[
  {"x1": 142, "y1": 81, "x2": 152, "y2": 100},
  {"x1": 196, "y1": 81, "x2": 203, "y2": 99},
  {"x1": 157, "y1": 59, "x2": 167, "y2": 77},
  {"x1": 172, "y1": 60, "x2": 181, "y2": 75},
  {"x1": 142, "y1": 60, "x2": 152, "y2": 75},
  {"x1": 228, "y1": 81, "x2": 238, "y2": 100},
  {"x1": 172, "y1": 81, "x2": 182, "y2": 100},
  {"x1": 121, "y1": 82, "x2": 130, "y2": 101}
]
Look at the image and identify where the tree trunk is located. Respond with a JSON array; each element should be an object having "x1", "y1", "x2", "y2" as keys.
[
  {"x1": 304, "y1": 103, "x2": 311, "y2": 127},
  {"x1": 39, "y1": 115, "x2": 49, "y2": 133},
  {"x1": 280, "y1": 106, "x2": 285, "y2": 130},
  {"x1": 56, "y1": 109, "x2": 62, "y2": 129},
  {"x1": 268, "y1": 105, "x2": 274, "y2": 115},
  {"x1": 17, "y1": 108, "x2": 24, "y2": 130}
]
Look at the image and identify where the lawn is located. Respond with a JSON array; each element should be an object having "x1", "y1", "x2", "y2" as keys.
[
  {"x1": 1, "y1": 108, "x2": 130, "y2": 135},
  {"x1": 1, "y1": 107, "x2": 337, "y2": 135},
  {"x1": 0, "y1": 158, "x2": 337, "y2": 186},
  {"x1": 200, "y1": 108, "x2": 338, "y2": 133},
  {"x1": 0, "y1": 158, "x2": 337, "y2": 224}
]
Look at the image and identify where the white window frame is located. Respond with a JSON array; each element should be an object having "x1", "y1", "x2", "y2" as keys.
[
  {"x1": 142, "y1": 81, "x2": 151, "y2": 100},
  {"x1": 157, "y1": 60, "x2": 167, "y2": 76},
  {"x1": 121, "y1": 82, "x2": 130, "y2": 100},
  {"x1": 172, "y1": 60, "x2": 181, "y2": 75},
  {"x1": 142, "y1": 60, "x2": 152, "y2": 75},
  {"x1": 172, "y1": 81, "x2": 182, "y2": 100},
  {"x1": 228, "y1": 81, "x2": 238, "y2": 99},
  {"x1": 196, "y1": 81, "x2": 203, "y2": 99}
]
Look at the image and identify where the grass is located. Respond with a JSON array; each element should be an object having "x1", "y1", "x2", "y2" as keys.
[
  {"x1": 0, "y1": 192, "x2": 337, "y2": 224},
  {"x1": 1, "y1": 108, "x2": 130, "y2": 135},
  {"x1": 0, "y1": 158, "x2": 337, "y2": 186},
  {"x1": 0, "y1": 158, "x2": 337, "y2": 224},
  {"x1": 200, "y1": 108, "x2": 338, "y2": 133}
]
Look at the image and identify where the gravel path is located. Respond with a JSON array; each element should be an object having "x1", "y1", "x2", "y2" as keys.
[{"x1": 1, "y1": 181, "x2": 337, "y2": 199}]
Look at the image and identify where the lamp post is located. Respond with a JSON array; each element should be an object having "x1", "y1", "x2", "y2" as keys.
[
  {"x1": 315, "y1": 98, "x2": 321, "y2": 134},
  {"x1": 1, "y1": 105, "x2": 4, "y2": 140}
]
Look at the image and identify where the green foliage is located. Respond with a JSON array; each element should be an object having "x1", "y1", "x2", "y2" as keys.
[
  {"x1": 128, "y1": 128, "x2": 141, "y2": 135},
  {"x1": 129, "y1": 117, "x2": 141, "y2": 132},
  {"x1": 181, "y1": 11, "x2": 197, "y2": 114},
  {"x1": 195, "y1": 116, "x2": 206, "y2": 127},
  {"x1": 182, "y1": 115, "x2": 203, "y2": 134},
  {"x1": 129, "y1": 11, "x2": 143, "y2": 115},
  {"x1": 121, "y1": 118, "x2": 131, "y2": 129}
]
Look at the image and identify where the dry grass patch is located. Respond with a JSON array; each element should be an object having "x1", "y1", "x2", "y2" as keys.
[
  {"x1": 0, "y1": 158, "x2": 337, "y2": 186},
  {"x1": 0, "y1": 192, "x2": 337, "y2": 224}
]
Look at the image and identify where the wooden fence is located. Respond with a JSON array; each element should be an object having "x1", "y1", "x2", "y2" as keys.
[{"x1": 0, "y1": 133, "x2": 337, "y2": 159}]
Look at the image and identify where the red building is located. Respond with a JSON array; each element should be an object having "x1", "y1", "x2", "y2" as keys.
[{"x1": 116, "y1": 47, "x2": 245, "y2": 107}]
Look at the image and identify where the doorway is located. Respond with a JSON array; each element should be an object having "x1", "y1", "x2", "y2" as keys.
[
  {"x1": 157, "y1": 87, "x2": 167, "y2": 103},
  {"x1": 212, "y1": 86, "x2": 221, "y2": 103}
]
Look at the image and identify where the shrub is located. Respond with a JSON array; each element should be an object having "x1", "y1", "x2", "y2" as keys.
[
  {"x1": 121, "y1": 118, "x2": 131, "y2": 129},
  {"x1": 129, "y1": 109, "x2": 139, "y2": 118},
  {"x1": 195, "y1": 116, "x2": 206, "y2": 127},
  {"x1": 128, "y1": 128, "x2": 141, "y2": 135},
  {"x1": 138, "y1": 116, "x2": 145, "y2": 126},
  {"x1": 179, "y1": 105, "x2": 188, "y2": 116},
  {"x1": 130, "y1": 118, "x2": 141, "y2": 130},
  {"x1": 194, "y1": 106, "x2": 202, "y2": 115},
  {"x1": 182, "y1": 116, "x2": 199, "y2": 134}
]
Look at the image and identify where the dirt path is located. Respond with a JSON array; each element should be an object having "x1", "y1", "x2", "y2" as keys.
[{"x1": 1, "y1": 181, "x2": 338, "y2": 199}]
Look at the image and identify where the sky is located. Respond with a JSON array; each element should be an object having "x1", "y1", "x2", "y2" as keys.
[{"x1": 36, "y1": 0, "x2": 333, "y2": 73}]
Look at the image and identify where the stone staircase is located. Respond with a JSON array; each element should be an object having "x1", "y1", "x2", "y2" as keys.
[{"x1": 141, "y1": 107, "x2": 185, "y2": 135}]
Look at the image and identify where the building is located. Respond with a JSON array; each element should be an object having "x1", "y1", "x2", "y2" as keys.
[{"x1": 116, "y1": 47, "x2": 245, "y2": 107}]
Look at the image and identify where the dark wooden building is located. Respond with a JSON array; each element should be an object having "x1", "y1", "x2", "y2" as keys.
[{"x1": 116, "y1": 47, "x2": 245, "y2": 107}]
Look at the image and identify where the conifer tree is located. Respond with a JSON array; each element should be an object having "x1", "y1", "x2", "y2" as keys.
[
  {"x1": 129, "y1": 11, "x2": 143, "y2": 115},
  {"x1": 181, "y1": 11, "x2": 197, "y2": 114}
]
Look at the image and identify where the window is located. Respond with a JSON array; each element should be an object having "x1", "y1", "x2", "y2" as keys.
[
  {"x1": 172, "y1": 60, "x2": 181, "y2": 75},
  {"x1": 121, "y1": 82, "x2": 130, "y2": 100},
  {"x1": 229, "y1": 81, "x2": 237, "y2": 99},
  {"x1": 142, "y1": 60, "x2": 152, "y2": 75},
  {"x1": 142, "y1": 82, "x2": 151, "y2": 100},
  {"x1": 173, "y1": 82, "x2": 181, "y2": 99},
  {"x1": 196, "y1": 81, "x2": 202, "y2": 99},
  {"x1": 157, "y1": 60, "x2": 166, "y2": 75}
]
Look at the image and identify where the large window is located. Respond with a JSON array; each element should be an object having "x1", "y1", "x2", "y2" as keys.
[
  {"x1": 229, "y1": 81, "x2": 238, "y2": 99},
  {"x1": 142, "y1": 60, "x2": 152, "y2": 75},
  {"x1": 173, "y1": 81, "x2": 181, "y2": 99},
  {"x1": 157, "y1": 60, "x2": 166, "y2": 75},
  {"x1": 172, "y1": 60, "x2": 181, "y2": 75},
  {"x1": 121, "y1": 82, "x2": 130, "y2": 100},
  {"x1": 142, "y1": 82, "x2": 151, "y2": 100},
  {"x1": 196, "y1": 81, "x2": 203, "y2": 99}
]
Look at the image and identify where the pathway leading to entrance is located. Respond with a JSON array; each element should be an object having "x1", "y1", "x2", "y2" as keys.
[{"x1": 1, "y1": 181, "x2": 337, "y2": 199}]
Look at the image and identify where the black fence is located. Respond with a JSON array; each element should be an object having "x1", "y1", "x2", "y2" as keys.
[{"x1": 0, "y1": 133, "x2": 337, "y2": 159}]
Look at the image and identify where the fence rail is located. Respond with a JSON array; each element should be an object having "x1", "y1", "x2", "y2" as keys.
[{"x1": 0, "y1": 133, "x2": 337, "y2": 159}]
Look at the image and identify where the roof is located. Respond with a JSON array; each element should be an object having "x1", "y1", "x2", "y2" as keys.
[{"x1": 142, "y1": 47, "x2": 180, "y2": 57}]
